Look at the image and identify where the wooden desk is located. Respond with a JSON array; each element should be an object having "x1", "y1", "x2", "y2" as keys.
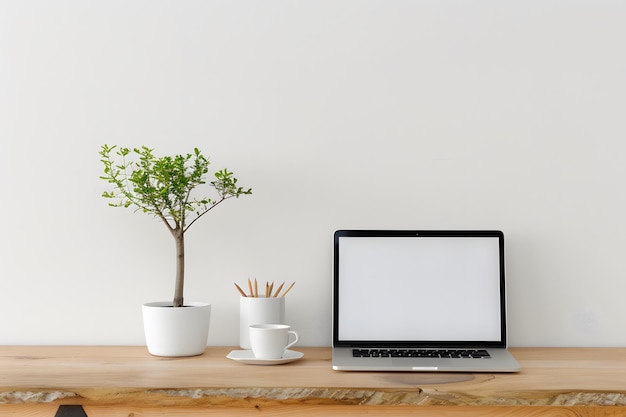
[{"x1": 1, "y1": 346, "x2": 625, "y2": 416}]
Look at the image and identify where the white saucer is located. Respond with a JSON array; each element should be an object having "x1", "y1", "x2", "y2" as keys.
[{"x1": 226, "y1": 349, "x2": 304, "y2": 365}]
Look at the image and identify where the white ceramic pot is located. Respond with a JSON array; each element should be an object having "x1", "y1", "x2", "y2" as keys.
[
  {"x1": 142, "y1": 301, "x2": 211, "y2": 357},
  {"x1": 239, "y1": 296, "x2": 285, "y2": 349}
]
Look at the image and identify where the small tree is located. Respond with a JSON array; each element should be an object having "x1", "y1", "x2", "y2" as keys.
[{"x1": 99, "y1": 145, "x2": 252, "y2": 307}]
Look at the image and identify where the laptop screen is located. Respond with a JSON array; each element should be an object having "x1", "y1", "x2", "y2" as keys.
[{"x1": 333, "y1": 230, "x2": 507, "y2": 348}]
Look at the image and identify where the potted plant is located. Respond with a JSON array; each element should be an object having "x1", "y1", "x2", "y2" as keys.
[{"x1": 99, "y1": 145, "x2": 251, "y2": 356}]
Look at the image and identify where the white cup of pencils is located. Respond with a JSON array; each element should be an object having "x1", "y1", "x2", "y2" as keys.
[{"x1": 236, "y1": 279, "x2": 295, "y2": 350}]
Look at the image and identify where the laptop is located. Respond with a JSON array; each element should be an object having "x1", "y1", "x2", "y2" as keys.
[{"x1": 332, "y1": 230, "x2": 520, "y2": 372}]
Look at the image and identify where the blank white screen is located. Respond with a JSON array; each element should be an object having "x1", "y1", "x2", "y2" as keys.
[{"x1": 337, "y1": 236, "x2": 502, "y2": 342}]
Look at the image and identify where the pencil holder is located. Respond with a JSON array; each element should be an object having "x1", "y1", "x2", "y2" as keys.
[{"x1": 239, "y1": 296, "x2": 285, "y2": 349}]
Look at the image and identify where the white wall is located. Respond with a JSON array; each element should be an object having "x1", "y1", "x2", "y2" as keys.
[{"x1": 2, "y1": 0, "x2": 626, "y2": 347}]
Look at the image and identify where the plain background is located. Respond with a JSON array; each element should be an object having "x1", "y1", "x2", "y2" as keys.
[{"x1": 2, "y1": 0, "x2": 625, "y2": 347}]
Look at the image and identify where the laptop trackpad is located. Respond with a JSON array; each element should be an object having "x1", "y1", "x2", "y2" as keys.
[{"x1": 392, "y1": 357, "x2": 452, "y2": 369}]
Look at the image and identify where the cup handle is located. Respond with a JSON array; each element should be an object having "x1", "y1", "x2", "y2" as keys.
[{"x1": 285, "y1": 331, "x2": 299, "y2": 350}]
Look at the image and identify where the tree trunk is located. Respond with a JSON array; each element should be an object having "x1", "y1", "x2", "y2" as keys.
[{"x1": 172, "y1": 230, "x2": 185, "y2": 307}]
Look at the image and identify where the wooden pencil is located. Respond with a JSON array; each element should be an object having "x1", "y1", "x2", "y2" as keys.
[
  {"x1": 234, "y1": 282, "x2": 247, "y2": 297},
  {"x1": 273, "y1": 282, "x2": 285, "y2": 297},
  {"x1": 281, "y1": 282, "x2": 295, "y2": 297},
  {"x1": 247, "y1": 278, "x2": 254, "y2": 298}
]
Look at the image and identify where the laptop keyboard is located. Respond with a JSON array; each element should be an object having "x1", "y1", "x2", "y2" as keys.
[{"x1": 352, "y1": 348, "x2": 491, "y2": 359}]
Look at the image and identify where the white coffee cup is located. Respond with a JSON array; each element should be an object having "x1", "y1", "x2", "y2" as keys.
[{"x1": 249, "y1": 324, "x2": 299, "y2": 359}]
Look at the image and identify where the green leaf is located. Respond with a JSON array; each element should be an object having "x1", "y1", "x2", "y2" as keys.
[{"x1": 98, "y1": 144, "x2": 252, "y2": 232}]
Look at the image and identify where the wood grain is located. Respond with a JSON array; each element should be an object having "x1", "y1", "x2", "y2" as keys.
[
  {"x1": 2, "y1": 346, "x2": 626, "y2": 416},
  {"x1": 1, "y1": 404, "x2": 626, "y2": 417}
]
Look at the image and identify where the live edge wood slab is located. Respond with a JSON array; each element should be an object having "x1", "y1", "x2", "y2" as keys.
[{"x1": 1, "y1": 346, "x2": 626, "y2": 416}]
